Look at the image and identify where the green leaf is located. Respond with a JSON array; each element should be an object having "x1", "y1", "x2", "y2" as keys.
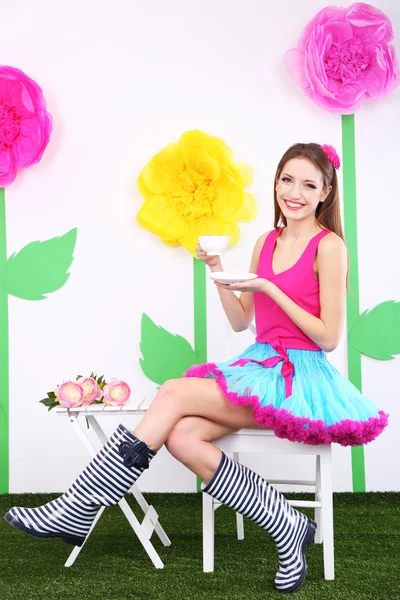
[
  {"x1": 5, "y1": 228, "x2": 77, "y2": 300},
  {"x1": 39, "y1": 398, "x2": 57, "y2": 407},
  {"x1": 349, "y1": 301, "x2": 400, "y2": 360},
  {"x1": 47, "y1": 391, "x2": 56, "y2": 399},
  {"x1": 139, "y1": 313, "x2": 201, "y2": 385}
]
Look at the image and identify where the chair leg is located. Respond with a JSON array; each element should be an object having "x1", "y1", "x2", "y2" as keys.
[
  {"x1": 64, "y1": 506, "x2": 106, "y2": 567},
  {"x1": 119, "y1": 498, "x2": 164, "y2": 569},
  {"x1": 320, "y1": 447, "x2": 335, "y2": 580},
  {"x1": 203, "y1": 492, "x2": 215, "y2": 572},
  {"x1": 314, "y1": 454, "x2": 323, "y2": 544},
  {"x1": 232, "y1": 452, "x2": 244, "y2": 540},
  {"x1": 236, "y1": 511, "x2": 244, "y2": 540}
]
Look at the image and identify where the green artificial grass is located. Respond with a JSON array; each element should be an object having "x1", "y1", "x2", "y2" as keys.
[{"x1": 0, "y1": 492, "x2": 399, "y2": 600}]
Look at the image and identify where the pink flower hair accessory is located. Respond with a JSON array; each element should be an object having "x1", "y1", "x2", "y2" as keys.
[{"x1": 321, "y1": 144, "x2": 341, "y2": 169}]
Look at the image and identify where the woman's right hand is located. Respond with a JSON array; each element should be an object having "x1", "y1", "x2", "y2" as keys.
[{"x1": 196, "y1": 243, "x2": 223, "y2": 271}]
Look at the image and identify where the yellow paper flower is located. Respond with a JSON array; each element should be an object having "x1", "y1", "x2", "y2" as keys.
[{"x1": 137, "y1": 130, "x2": 257, "y2": 254}]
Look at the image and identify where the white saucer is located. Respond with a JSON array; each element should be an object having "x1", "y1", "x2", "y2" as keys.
[{"x1": 209, "y1": 272, "x2": 258, "y2": 284}]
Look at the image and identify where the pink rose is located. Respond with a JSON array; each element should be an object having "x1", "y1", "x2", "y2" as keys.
[
  {"x1": 56, "y1": 381, "x2": 84, "y2": 408},
  {"x1": 76, "y1": 377, "x2": 100, "y2": 405},
  {"x1": 284, "y1": 3, "x2": 399, "y2": 113},
  {"x1": 103, "y1": 379, "x2": 131, "y2": 407},
  {"x1": 0, "y1": 66, "x2": 52, "y2": 186}
]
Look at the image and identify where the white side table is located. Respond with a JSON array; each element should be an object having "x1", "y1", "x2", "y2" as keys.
[{"x1": 56, "y1": 401, "x2": 171, "y2": 568}]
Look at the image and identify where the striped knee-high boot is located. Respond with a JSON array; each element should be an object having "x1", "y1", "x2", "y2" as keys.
[
  {"x1": 204, "y1": 453, "x2": 316, "y2": 594},
  {"x1": 4, "y1": 424, "x2": 155, "y2": 546}
]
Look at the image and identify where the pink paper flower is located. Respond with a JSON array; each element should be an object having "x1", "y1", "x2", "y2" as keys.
[
  {"x1": 76, "y1": 377, "x2": 101, "y2": 405},
  {"x1": 103, "y1": 379, "x2": 131, "y2": 407},
  {"x1": 0, "y1": 66, "x2": 52, "y2": 186},
  {"x1": 284, "y1": 3, "x2": 399, "y2": 113},
  {"x1": 56, "y1": 381, "x2": 84, "y2": 409}
]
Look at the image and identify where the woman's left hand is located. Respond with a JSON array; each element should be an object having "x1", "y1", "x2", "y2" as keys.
[{"x1": 214, "y1": 277, "x2": 274, "y2": 294}]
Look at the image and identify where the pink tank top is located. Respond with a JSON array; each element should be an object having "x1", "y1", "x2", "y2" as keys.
[{"x1": 255, "y1": 227, "x2": 331, "y2": 351}]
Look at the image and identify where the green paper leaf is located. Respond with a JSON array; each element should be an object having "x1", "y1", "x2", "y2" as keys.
[
  {"x1": 47, "y1": 391, "x2": 56, "y2": 398},
  {"x1": 5, "y1": 228, "x2": 77, "y2": 300},
  {"x1": 139, "y1": 313, "x2": 201, "y2": 385},
  {"x1": 349, "y1": 300, "x2": 400, "y2": 360}
]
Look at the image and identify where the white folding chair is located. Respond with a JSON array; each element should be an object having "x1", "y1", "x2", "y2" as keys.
[
  {"x1": 202, "y1": 429, "x2": 334, "y2": 580},
  {"x1": 202, "y1": 323, "x2": 334, "y2": 580}
]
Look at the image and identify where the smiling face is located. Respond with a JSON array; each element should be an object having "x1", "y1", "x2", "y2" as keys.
[{"x1": 275, "y1": 157, "x2": 331, "y2": 224}]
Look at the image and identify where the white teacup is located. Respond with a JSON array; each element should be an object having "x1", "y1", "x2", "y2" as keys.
[{"x1": 198, "y1": 235, "x2": 230, "y2": 256}]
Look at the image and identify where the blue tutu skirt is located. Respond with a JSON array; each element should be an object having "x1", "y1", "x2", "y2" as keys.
[{"x1": 184, "y1": 341, "x2": 388, "y2": 446}]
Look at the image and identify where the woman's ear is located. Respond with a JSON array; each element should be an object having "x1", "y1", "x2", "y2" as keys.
[{"x1": 321, "y1": 185, "x2": 332, "y2": 203}]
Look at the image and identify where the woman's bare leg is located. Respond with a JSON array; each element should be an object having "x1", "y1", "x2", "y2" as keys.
[
  {"x1": 165, "y1": 416, "x2": 237, "y2": 482},
  {"x1": 3, "y1": 378, "x2": 258, "y2": 548},
  {"x1": 133, "y1": 377, "x2": 258, "y2": 451}
]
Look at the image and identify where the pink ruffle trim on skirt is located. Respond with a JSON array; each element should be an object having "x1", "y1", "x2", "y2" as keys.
[{"x1": 184, "y1": 362, "x2": 389, "y2": 447}]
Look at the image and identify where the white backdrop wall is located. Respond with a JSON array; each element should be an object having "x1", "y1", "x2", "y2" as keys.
[{"x1": 1, "y1": 0, "x2": 399, "y2": 493}]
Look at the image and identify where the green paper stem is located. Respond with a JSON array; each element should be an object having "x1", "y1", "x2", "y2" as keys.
[
  {"x1": 193, "y1": 258, "x2": 207, "y2": 363},
  {"x1": 342, "y1": 114, "x2": 366, "y2": 493},
  {"x1": 0, "y1": 188, "x2": 9, "y2": 493},
  {"x1": 194, "y1": 258, "x2": 207, "y2": 492},
  {"x1": 0, "y1": 199, "x2": 76, "y2": 493}
]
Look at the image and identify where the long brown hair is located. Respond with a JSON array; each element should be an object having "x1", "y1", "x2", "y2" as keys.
[
  {"x1": 273, "y1": 142, "x2": 349, "y2": 287},
  {"x1": 273, "y1": 143, "x2": 345, "y2": 241}
]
